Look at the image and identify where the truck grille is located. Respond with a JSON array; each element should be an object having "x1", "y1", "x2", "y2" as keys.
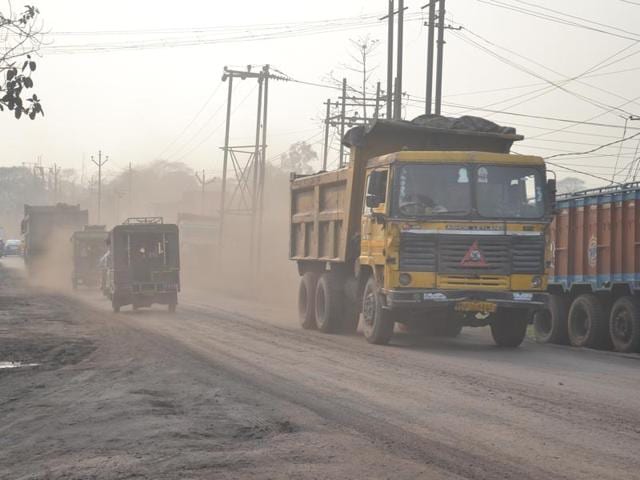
[
  {"x1": 398, "y1": 233, "x2": 544, "y2": 275},
  {"x1": 512, "y1": 236, "x2": 545, "y2": 274},
  {"x1": 439, "y1": 235, "x2": 510, "y2": 275},
  {"x1": 399, "y1": 232, "x2": 436, "y2": 271}
]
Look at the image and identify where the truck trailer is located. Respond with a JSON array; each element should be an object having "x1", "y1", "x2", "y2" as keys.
[
  {"x1": 21, "y1": 204, "x2": 89, "y2": 273},
  {"x1": 534, "y1": 182, "x2": 640, "y2": 353},
  {"x1": 290, "y1": 116, "x2": 556, "y2": 347}
]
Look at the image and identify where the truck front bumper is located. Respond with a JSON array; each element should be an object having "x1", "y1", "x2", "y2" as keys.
[{"x1": 383, "y1": 288, "x2": 548, "y2": 311}]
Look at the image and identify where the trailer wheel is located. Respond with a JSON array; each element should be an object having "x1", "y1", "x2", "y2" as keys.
[
  {"x1": 533, "y1": 294, "x2": 569, "y2": 344},
  {"x1": 361, "y1": 276, "x2": 394, "y2": 345},
  {"x1": 315, "y1": 273, "x2": 343, "y2": 333},
  {"x1": 567, "y1": 294, "x2": 607, "y2": 348},
  {"x1": 298, "y1": 272, "x2": 319, "y2": 330},
  {"x1": 609, "y1": 296, "x2": 640, "y2": 353},
  {"x1": 490, "y1": 310, "x2": 528, "y2": 348}
]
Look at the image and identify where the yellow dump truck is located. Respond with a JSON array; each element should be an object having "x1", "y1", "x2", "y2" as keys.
[{"x1": 289, "y1": 116, "x2": 556, "y2": 347}]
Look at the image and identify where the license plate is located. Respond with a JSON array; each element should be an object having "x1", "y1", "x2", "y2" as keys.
[{"x1": 455, "y1": 301, "x2": 497, "y2": 313}]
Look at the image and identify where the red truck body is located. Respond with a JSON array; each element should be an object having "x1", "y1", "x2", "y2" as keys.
[{"x1": 539, "y1": 183, "x2": 640, "y2": 353}]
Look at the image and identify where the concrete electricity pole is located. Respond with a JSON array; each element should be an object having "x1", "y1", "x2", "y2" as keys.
[
  {"x1": 195, "y1": 170, "x2": 216, "y2": 215},
  {"x1": 128, "y1": 162, "x2": 134, "y2": 217},
  {"x1": 50, "y1": 163, "x2": 60, "y2": 203},
  {"x1": 91, "y1": 151, "x2": 109, "y2": 224}
]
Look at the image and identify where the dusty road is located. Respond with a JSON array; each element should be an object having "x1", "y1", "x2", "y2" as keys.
[{"x1": 1, "y1": 257, "x2": 640, "y2": 480}]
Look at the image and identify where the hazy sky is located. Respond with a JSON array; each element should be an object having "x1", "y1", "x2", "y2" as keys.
[{"x1": 3, "y1": 0, "x2": 640, "y2": 186}]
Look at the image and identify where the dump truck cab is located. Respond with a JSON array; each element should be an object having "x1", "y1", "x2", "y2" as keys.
[
  {"x1": 71, "y1": 225, "x2": 108, "y2": 289},
  {"x1": 361, "y1": 150, "x2": 551, "y2": 313},
  {"x1": 291, "y1": 116, "x2": 556, "y2": 347},
  {"x1": 104, "y1": 217, "x2": 180, "y2": 313}
]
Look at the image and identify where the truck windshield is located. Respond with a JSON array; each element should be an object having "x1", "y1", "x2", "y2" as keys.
[
  {"x1": 396, "y1": 164, "x2": 472, "y2": 216},
  {"x1": 476, "y1": 165, "x2": 544, "y2": 219},
  {"x1": 393, "y1": 163, "x2": 545, "y2": 219}
]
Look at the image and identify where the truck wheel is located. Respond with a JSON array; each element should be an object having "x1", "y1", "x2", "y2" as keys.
[
  {"x1": 298, "y1": 272, "x2": 318, "y2": 330},
  {"x1": 568, "y1": 294, "x2": 607, "y2": 348},
  {"x1": 533, "y1": 294, "x2": 569, "y2": 344},
  {"x1": 609, "y1": 296, "x2": 640, "y2": 353},
  {"x1": 112, "y1": 300, "x2": 120, "y2": 313},
  {"x1": 315, "y1": 273, "x2": 343, "y2": 333},
  {"x1": 361, "y1": 276, "x2": 394, "y2": 345},
  {"x1": 490, "y1": 311, "x2": 528, "y2": 348}
]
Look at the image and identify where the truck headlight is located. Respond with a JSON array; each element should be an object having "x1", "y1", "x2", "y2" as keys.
[
  {"x1": 531, "y1": 276, "x2": 542, "y2": 288},
  {"x1": 399, "y1": 273, "x2": 412, "y2": 286}
]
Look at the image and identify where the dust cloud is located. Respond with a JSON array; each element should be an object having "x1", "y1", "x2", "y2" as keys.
[{"x1": 13, "y1": 160, "x2": 299, "y2": 311}]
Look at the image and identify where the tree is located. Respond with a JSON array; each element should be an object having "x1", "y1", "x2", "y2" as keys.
[
  {"x1": 343, "y1": 35, "x2": 380, "y2": 120},
  {"x1": 0, "y1": 4, "x2": 44, "y2": 120},
  {"x1": 557, "y1": 177, "x2": 586, "y2": 194},
  {"x1": 325, "y1": 35, "x2": 381, "y2": 121},
  {"x1": 280, "y1": 142, "x2": 318, "y2": 174}
]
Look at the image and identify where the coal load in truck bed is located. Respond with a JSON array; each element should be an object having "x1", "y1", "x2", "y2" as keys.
[{"x1": 343, "y1": 115, "x2": 523, "y2": 155}]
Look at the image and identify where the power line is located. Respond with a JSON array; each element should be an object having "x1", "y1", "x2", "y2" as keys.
[
  {"x1": 544, "y1": 131, "x2": 640, "y2": 160},
  {"x1": 449, "y1": 28, "x2": 638, "y2": 116},
  {"x1": 477, "y1": 0, "x2": 640, "y2": 42},
  {"x1": 546, "y1": 161, "x2": 624, "y2": 185},
  {"x1": 156, "y1": 81, "x2": 224, "y2": 159}
]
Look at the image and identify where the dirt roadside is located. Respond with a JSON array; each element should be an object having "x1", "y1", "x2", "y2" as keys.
[{"x1": 0, "y1": 261, "x2": 444, "y2": 480}]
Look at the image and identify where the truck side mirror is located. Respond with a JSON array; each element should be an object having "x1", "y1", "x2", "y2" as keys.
[
  {"x1": 547, "y1": 178, "x2": 557, "y2": 214},
  {"x1": 366, "y1": 193, "x2": 381, "y2": 208}
]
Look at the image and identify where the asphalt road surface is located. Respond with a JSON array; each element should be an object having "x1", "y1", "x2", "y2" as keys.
[{"x1": 1, "y1": 257, "x2": 639, "y2": 479}]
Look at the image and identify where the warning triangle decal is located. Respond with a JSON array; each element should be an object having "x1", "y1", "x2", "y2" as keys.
[{"x1": 460, "y1": 240, "x2": 488, "y2": 267}]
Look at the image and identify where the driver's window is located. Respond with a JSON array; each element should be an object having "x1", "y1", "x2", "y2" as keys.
[{"x1": 363, "y1": 170, "x2": 388, "y2": 215}]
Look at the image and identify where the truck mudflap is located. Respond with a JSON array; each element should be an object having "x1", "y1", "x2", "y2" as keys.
[{"x1": 383, "y1": 289, "x2": 548, "y2": 311}]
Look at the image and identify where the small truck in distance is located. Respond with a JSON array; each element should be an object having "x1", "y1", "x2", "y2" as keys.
[
  {"x1": 103, "y1": 217, "x2": 180, "y2": 313},
  {"x1": 71, "y1": 225, "x2": 108, "y2": 289},
  {"x1": 289, "y1": 116, "x2": 556, "y2": 347}
]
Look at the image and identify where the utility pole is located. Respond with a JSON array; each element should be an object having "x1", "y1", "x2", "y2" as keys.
[
  {"x1": 339, "y1": 78, "x2": 347, "y2": 168},
  {"x1": 195, "y1": 170, "x2": 216, "y2": 215},
  {"x1": 424, "y1": 1, "x2": 437, "y2": 114},
  {"x1": 435, "y1": 0, "x2": 446, "y2": 115},
  {"x1": 50, "y1": 163, "x2": 60, "y2": 203},
  {"x1": 91, "y1": 150, "x2": 108, "y2": 224},
  {"x1": 218, "y1": 65, "x2": 286, "y2": 271},
  {"x1": 374, "y1": 81, "x2": 382, "y2": 119},
  {"x1": 385, "y1": 0, "x2": 394, "y2": 120},
  {"x1": 128, "y1": 162, "x2": 133, "y2": 217},
  {"x1": 395, "y1": 0, "x2": 404, "y2": 120},
  {"x1": 323, "y1": 98, "x2": 331, "y2": 170},
  {"x1": 219, "y1": 73, "x2": 234, "y2": 247}
]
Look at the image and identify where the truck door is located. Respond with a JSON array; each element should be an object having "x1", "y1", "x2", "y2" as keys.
[{"x1": 362, "y1": 169, "x2": 389, "y2": 261}]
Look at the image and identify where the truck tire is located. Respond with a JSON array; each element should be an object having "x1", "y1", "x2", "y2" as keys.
[
  {"x1": 112, "y1": 299, "x2": 120, "y2": 313},
  {"x1": 361, "y1": 276, "x2": 394, "y2": 345},
  {"x1": 533, "y1": 294, "x2": 569, "y2": 344},
  {"x1": 298, "y1": 272, "x2": 318, "y2": 330},
  {"x1": 567, "y1": 294, "x2": 607, "y2": 348},
  {"x1": 609, "y1": 296, "x2": 640, "y2": 353},
  {"x1": 315, "y1": 273, "x2": 344, "y2": 333},
  {"x1": 490, "y1": 311, "x2": 528, "y2": 348}
]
